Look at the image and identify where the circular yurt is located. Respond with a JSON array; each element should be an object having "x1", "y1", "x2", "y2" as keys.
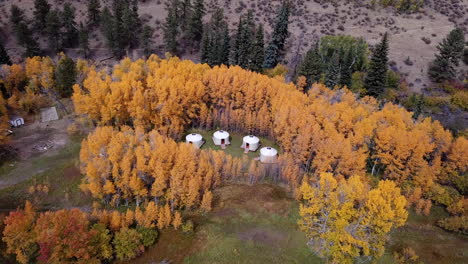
[
  {"x1": 212, "y1": 130, "x2": 230, "y2": 146},
  {"x1": 260, "y1": 147, "x2": 278, "y2": 163},
  {"x1": 186, "y1": 133, "x2": 204, "y2": 148},
  {"x1": 241, "y1": 135, "x2": 260, "y2": 152}
]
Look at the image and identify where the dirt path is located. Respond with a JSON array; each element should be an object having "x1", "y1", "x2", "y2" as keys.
[{"x1": 0, "y1": 118, "x2": 71, "y2": 190}]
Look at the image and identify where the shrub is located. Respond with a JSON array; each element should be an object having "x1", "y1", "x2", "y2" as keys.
[
  {"x1": 426, "y1": 184, "x2": 461, "y2": 207},
  {"x1": 136, "y1": 227, "x2": 158, "y2": 247},
  {"x1": 437, "y1": 216, "x2": 468, "y2": 235},
  {"x1": 350, "y1": 71, "x2": 366, "y2": 94},
  {"x1": 113, "y1": 228, "x2": 144, "y2": 261},
  {"x1": 18, "y1": 91, "x2": 49, "y2": 114},
  {"x1": 451, "y1": 90, "x2": 468, "y2": 110},
  {"x1": 181, "y1": 220, "x2": 194, "y2": 234},
  {"x1": 393, "y1": 247, "x2": 423, "y2": 264}
]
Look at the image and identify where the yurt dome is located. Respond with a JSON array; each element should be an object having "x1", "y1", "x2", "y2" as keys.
[
  {"x1": 186, "y1": 133, "x2": 204, "y2": 148},
  {"x1": 212, "y1": 130, "x2": 230, "y2": 146},
  {"x1": 241, "y1": 135, "x2": 260, "y2": 152},
  {"x1": 260, "y1": 147, "x2": 278, "y2": 163}
]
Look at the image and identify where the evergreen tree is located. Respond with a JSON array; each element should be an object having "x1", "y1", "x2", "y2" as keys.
[
  {"x1": 164, "y1": 0, "x2": 180, "y2": 55},
  {"x1": 100, "y1": 7, "x2": 115, "y2": 52},
  {"x1": 297, "y1": 44, "x2": 323, "y2": 88},
  {"x1": 9, "y1": 5, "x2": 25, "y2": 27},
  {"x1": 79, "y1": 22, "x2": 90, "y2": 58},
  {"x1": 325, "y1": 52, "x2": 340, "y2": 88},
  {"x1": 15, "y1": 23, "x2": 41, "y2": 57},
  {"x1": 187, "y1": 0, "x2": 205, "y2": 48},
  {"x1": 112, "y1": 0, "x2": 126, "y2": 58},
  {"x1": 364, "y1": 32, "x2": 389, "y2": 97},
  {"x1": 200, "y1": 28, "x2": 210, "y2": 64},
  {"x1": 46, "y1": 9, "x2": 62, "y2": 53},
  {"x1": 428, "y1": 28, "x2": 465, "y2": 82},
  {"x1": 339, "y1": 48, "x2": 354, "y2": 88},
  {"x1": 33, "y1": 0, "x2": 51, "y2": 32},
  {"x1": 0, "y1": 41, "x2": 11, "y2": 65},
  {"x1": 130, "y1": 0, "x2": 142, "y2": 47},
  {"x1": 141, "y1": 25, "x2": 155, "y2": 57},
  {"x1": 231, "y1": 10, "x2": 255, "y2": 69},
  {"x1": 180, "y1": 0, "x2": 192, "y2": 32},
  {"x1": 201, "y1": 8, "x2": 230, "y2": 66},
  {"x1": 62, "y1": 3, "x2": 78, "y2": 48},
  {"x1": 55, "y1": 54, "x2": 77, "y2": 98},
  {"x1": 251, "y1": 24, "x2": 265, "y2": 72},
  {"x1": 87, "y1": 0, "x2": 102, "y2": 27},
  {"x1": 263, "y1": 1, "x2": 290, "y2": 68}
]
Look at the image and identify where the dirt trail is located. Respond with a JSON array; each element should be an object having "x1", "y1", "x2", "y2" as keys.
[{"x1": 0, "y1": 118, "x2": 70, "y2": 190}]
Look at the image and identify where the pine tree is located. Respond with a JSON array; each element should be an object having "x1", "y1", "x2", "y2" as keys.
[
  {"x1": 339, "y1": 48, "x2": 354, "y2": 88},
  {"x1": 62, "y1": 3, "x2": 78, "y2": 48},
  {"x1": 112, "y1": 0, "x2": 127, "y2": 58},
  {"x1": 428, "y1": 28, "x2": 465, "y2": 82},
  {"x1": 187, "y1": 0, "x2": 205, "y2": 48},
  {"x1": 164, "y1": 0, "x2": 180, "y2": 55},
  {"x1": 251, "y1": 24, "x2": 265, "y2": 72},
  {"x1": 179, "y1": 0, "x2": 192, "y2": 32},
  {"x1": 129, "y1": 0, "x2": 142, "y2": 48},
  {"x1": 100, "y1": 7, "x2": 115, "y2": 52},
  {"x1": 141, "y1": 25, "x2": 155, "y2": 57},
  {"x1": 263, "y1": 1, "x2": 290, "y2": 68},
  {"x1": 55, "y1": 53, "x2": 77, "y2": 98},
  {"x1": 364, "y1": 32, "x2": 389, "y2": 97},
  {"x1": 200, "y1": 28, "x2": 211, "y2": 64},
  {"x1": 46, "y1": 9, "x2": 62, "y2": 53},
  {"x1": 87, "y1": 0, "x2": 102, "y2": 27},
  {"x1": 325, "y1": 52, "x2": 341, "y2": 88},
  {"x1": 201, "y1": 8, "x2": 230, "y2": 66},
  {"x1": 0, "y1": 41, "x2": 11, "y2": 65},
  {"x1": 79, "y1": 22, "x2": 90, "y2": 58},
  {"x1": 33, "y1": 0, "x2": 51, "y2": 32},
  {"x1": 9, "y1": 5, "x2": 25, "y2": 27},
  {"x1": 231, "y1": 10, "x2": 255, "y2": 69},
  {"x1": 296, "y1": 44, "x2": 323, "y2": 88},
  {"x1": 15, "y1": 23, "x2": 41, "y2": 57}
]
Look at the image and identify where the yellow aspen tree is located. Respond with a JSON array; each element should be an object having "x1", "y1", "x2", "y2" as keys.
[
  {"x1": 200, "y1": 191, "x2": 213, "y2": 212},
  {"x1": 172, "y1": 211, "x2": 183, "y2": 230},
  {"x1": 144, "y1": 201, "x2": 159, "y2": 228},
  {"x1": 110, "y1": 211, "x2": 122, "y2": 231}
]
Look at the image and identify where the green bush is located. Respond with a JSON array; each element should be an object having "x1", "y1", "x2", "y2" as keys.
[
  {"x1": 350, "y1": 71, "x2": 366, "y2": 94},
  {"x1": 181, "y1": 220, "x2": 194, "y2": 234},
  {"x1": 451, "y1": 90, "x2": 468, "y2": 111},
  {"x1": 136, "y1": 227, "x2": 158, "y2": 247},
  {"x1": 426, "y1": 184, "x2": 461, "y2": 207},
  {"x1": 437, "y1": 216, "x2": 468, "y2": 235},
  {"x1": 113, "y1": 228, "x2": 143, "y2": 261}
]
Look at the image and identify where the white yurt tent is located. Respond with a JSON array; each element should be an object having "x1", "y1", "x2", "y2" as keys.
[
  {"x1": 213, "y1": 130, "x2": 230, "y2": 147},
  {"x1": 241, "y1": 135, "x2": 260, "y2": 152},
  {"x1": 9, "y1": 117, "x2": 24, "y2": 127},
  {"x1": 186, "y1": 133, "x2": 204, "y2": 148},
  {"x1": 260, "y1": 147, "x2": 278, "y2": 163}
]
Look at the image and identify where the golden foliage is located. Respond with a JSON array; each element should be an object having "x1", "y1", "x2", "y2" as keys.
[{"x1": 298, "y1": 173, "x2": 407, "y2": 263}]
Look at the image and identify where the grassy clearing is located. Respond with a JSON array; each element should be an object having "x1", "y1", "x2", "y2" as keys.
[
  {"x1": 185, "y1": 184, "x2": 320, "y2": 264},
  {"x1": 0, "y1": 136, "x2": 91, "y2": 210},
  {"x1": 386, "y1": 207, "x2": 468, "y2": 264},
  {"x1": 186, "y1": 129, "x2": 281, "y2": 159}
]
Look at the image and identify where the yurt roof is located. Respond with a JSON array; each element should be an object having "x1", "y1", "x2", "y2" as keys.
[
  {"x1": 186, "y1": 133, "x2": 203, "y2": 142},
  {"x1": 260, "y1": 147, "x2": 278, "y2": 156},
  {"x1": 243, "y1": 135, "x2": 259, "y2": 144},
  {"x1": 213, "y1": 130, "x2": 230, "y2": 139}
]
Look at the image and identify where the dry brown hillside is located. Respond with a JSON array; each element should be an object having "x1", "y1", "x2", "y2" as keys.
[{"x1": 0, "y1": 0, "x2": 467, "y2": 92}]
